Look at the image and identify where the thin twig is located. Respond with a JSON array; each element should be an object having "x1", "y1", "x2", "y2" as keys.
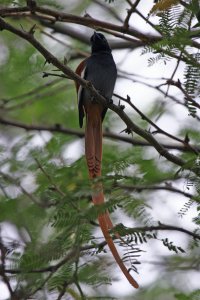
[
  {"x1": 135, "y1": 8, "x2": 162, "y2": 34},
  {"x1": 34, "y1": 158, "x2": 65, "y2": 197},
  {"x1": 117, "y1": 183, "x2": 194, "y2": 199},
  {"x1": 166, "y1": 79, "x2": 200, "y2": 110},
  {"x1": 3, "y1": 83, "x2": 69, "y2": 111},
  {"x1": 165, "y1": 52, "x2": 183, "y2": 97},
  {"x1": 93, "y1": 0, "x2": 123, "y2": 23},
  {"x1": 56, "y1": 281, "x2": 69, "y2": 300},
  {"x1": 0, "y1": 171, "x2": 55, "y2": 208},
  {"x1": 124, "y1": 0, "x2": 141, "y2": 30}
]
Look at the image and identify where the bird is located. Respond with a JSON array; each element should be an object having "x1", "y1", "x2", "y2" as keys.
[{"x1": 75, "y1": 31, "x2": 139, "y2": 289}]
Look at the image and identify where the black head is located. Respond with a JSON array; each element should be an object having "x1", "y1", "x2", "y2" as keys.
[{"x1": 90, "y1": 32, "x2": 111, "y2": 54}]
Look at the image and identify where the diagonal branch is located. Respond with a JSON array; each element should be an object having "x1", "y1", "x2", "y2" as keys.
[
  {"x1": 124, "y1": 0, "x2": 141, "y2": 30},
  {"x1": 114, "y1": 93, "x2": 199, "y2": 154},
  {"x1": 166, "y1": 79, "x2": 200, "y2": 110}
]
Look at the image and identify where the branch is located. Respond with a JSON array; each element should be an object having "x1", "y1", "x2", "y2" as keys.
[
  {"x1": 56, "y1": 280, "x2": 69, "y2": 300},
  {"x1": 0, "y1": 170, "x2": 55, "y2": 208},
  {"x1": 0, "y1": 116, "x2": 199, "y2": 152},
  {"x1": 0, "y1": 5, "x2": 159, "y2": 42},
  {"x1": 3, "y1": 223, "x2": 200, "y2": 277},
  {"x1": 123, "y1": 223, "x2": 200, "y2": 240},
  {"x1": 124, "y1": 0, "x2": 140, "y2": 30},
  {"x1": 1, "y1": 78, "x2": 61, "y2": 102},
  {"x1": 38, "y1": 21, "x2": 144, "y2": 50},
  {"x1": 166, "y1": 79, "x2": 200, "y2": 110},
  {"x1": 114, "y1": 93, "x2": 199, "y2": 154},
  {"x1": 117, "y1": 183, "x2": 194, "y2": 199},
  {"x1": 93, "y1": 0, "x2": 123, "y2": 23},
  {"x1": 118, "y1": 71, "x2": 200, "y2": 122},
  {"x1": 34, "y1": 158, "x2": 65, "y2": 197},
  {"x1": 3, "y1": 82, "x2": 69, "y2": 111},
  {"x1": 135, "y1": 8, "x2": 162, "y2": 34},
  {"x1": 3, "y1": 242, "x2": 107, "y2": 275}
]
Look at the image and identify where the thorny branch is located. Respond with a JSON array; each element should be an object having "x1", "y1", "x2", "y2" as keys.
[
  {"x1": 0, "y1": 116, "x2": 200, "y2": 152},
  {"x1": 116, "y1": 183, "x2": 194, "y2": 199},
  {"x1": 114, "y1": 93, "x2": 199, "y2": 154},
  {"x1": 124, "y1": 223, "x2": 200, "y2": 240},
  {"x1": 1, "y1": 223, "x2": 200, "y2": 276},
  {"x1": 166, "y1": 79, "x2": 200, "y2": 110},
  {"x1": 118, "y1": 71, "x2": 200, "y2": 122}
]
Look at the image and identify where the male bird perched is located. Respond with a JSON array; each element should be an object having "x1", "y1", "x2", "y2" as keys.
[{"x1": 75, "y1": 32, "x2": 139, "y2": 289}]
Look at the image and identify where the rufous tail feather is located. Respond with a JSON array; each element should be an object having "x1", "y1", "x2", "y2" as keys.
[{"x1": 85, "y1": 110, "x2": 139, "y2": 289}]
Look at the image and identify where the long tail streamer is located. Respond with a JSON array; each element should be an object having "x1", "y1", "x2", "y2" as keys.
[{"x1": 85, "y1": 109, "x2": 139, "y2": 289}]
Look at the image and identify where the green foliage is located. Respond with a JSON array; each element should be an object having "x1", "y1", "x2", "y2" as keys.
[
  {"x1": 184, "y1": 53, "x2": 200, "y2": 117},
  {"x1": 0, "y1": 0, "x2": 200, "y2": 299},
  {"x1": 175, "y1": 290, "x2": 200, "y2": 300},
  {"x1": 144, "y1": 2, "x2": 200, "y2": 117}
]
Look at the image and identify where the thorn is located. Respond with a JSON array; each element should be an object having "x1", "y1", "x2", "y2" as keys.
[
  {"x1": 29, "y1": 24, "x2": 36, "y2": 35},
  {"x1": 120, "y1": 127, "x2": 131, "y2": 134},
  {"x1": 64, "y1": 56, "x2": 68, "y2": 65},
  {"x1": 165, "y1": 181, "x2": 172, "y2": 187},
  {"x1": 84, "y1": 12, "x2": 93, "y2": 18},
  {"x1": 55, "y1": 123, "x2": 61, "y2": 129},
  {"x1": 151, "y1": 129, "x2": 159, "y2": 135},
  {"x1": 184, "y1": 133, "x2": 190, "y2": 144},
  {"x1": 42, "y1": 72, "x2": 48, "y2": 78},
  {"x1": 126, "y1": 95, "x2": 131, "y2": 102},
  {"x1": 120, "y1": 127, "x2": 127, "y2": 133},
  {"x1": 177, "y1": 78, "x2": 181, "y2": 87},
  {"x1": 43, "y1": 60, "x2": 50, "y2": 66}
]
